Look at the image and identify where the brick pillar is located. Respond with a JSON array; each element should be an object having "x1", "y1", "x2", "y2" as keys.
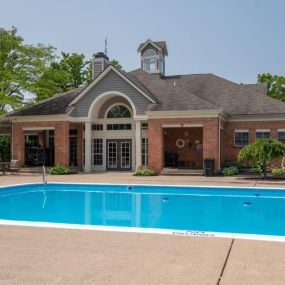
[
  {"x1": 77, "y1": 123, "x2": 83, "y2": 170},
  {"x1": 55, "y1": 122, "x2": 69, "y2": 166},
  {"x1": 148, "y1": 120, "x2": 164, "y2": 173},
  {"x1": 203, "y1": 118, "x2": 220, "y2": 172},
  {"x1": 12, "y1": 122, "x2": 25, "y2": 165}
]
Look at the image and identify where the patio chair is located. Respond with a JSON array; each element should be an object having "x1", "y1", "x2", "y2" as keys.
[{"x1": 8, "y1": 160, "x2": 21, "y2": 175}]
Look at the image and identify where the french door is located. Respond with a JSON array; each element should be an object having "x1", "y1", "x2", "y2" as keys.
[{"x1": 106, "y1": 139, "x2": 132, "y2": 171}]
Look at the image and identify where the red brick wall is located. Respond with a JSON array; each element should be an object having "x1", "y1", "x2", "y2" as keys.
[
  {"x1": 12, "y1": 121, "x2": 70, "y2": 167},
  {"x1": 0, "y1": 125, "x2": 11, "y2": 134},
  {"x1": 54, "y1": 122, "x2": 69, "y2": 166},
  {"x1": 12, "y1": 123, "x2": 25, "y2": 164},
  {"x1": 148, "y1": 118, "x2": 220, "y2": 173},
  {"x1": 222, "y1": 121, "x2": 285, "y2": 166}
]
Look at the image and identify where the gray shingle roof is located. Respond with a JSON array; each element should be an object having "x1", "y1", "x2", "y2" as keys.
[
  {"x1": 11, "y1": 86, "x2": 85, "y2": 116},
  {"x1": 9, "y1": 67, "x2": 285, "y2": 117},
  {"x1": 129, "y1": 70, "x2": 285, "y2": 115},
  {"x1": 137, "y1": 40, "x2": 168, "y2": 56}
]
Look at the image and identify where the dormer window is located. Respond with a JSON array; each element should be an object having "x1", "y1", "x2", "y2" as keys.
[
  {"x1": 143, "y1": 49, "x2": 157, "y2": 73},
  {"x1": 138, "y1": 40, "x2": 168, "y2": 75}
]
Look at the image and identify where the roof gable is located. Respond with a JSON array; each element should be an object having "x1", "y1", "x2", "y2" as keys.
[
  {"x1": 137, "y1": 39, "x2": 168, "y2": 56},
  {"x1": 69, "y1": 65, "x2": 156, "y2": 106},
  {"x1": 69, "y1": 68, "x2": 156, "y2": 118}
]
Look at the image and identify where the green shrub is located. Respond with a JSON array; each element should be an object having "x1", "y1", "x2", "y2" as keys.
[
  {"x1": 223, "y1": 160, "x2": 244, "y2": 172},
  {"x1": 222, "y1": 166, "x2": 239, "y2": 176},
  {"x1": 272, "y1": 167, "x2": 284, "y2": 176},
  {"x1": 49, "y1": 165, "x2": 71, "y2": 175},
  {"x1": 250, "y1": 163, "x2": 263, "y2": 174},
  {"x1": 133, "y1": 166, "x2": 156, "y2": 176}
]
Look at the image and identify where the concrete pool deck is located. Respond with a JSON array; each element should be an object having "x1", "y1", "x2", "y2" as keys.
[{"x1": 1, "y1": 172, "x2": 285, "y2": 284}]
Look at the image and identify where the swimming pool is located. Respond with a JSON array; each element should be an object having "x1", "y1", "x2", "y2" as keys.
[{"x1": 1, "y1": 183, "x2": 285, "y2": 241}]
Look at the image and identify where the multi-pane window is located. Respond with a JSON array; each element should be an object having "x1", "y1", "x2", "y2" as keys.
[
  {"x1": 93, "y1": 139, "x2": 103, "y2": 165},
  {"x1": 256, "y1": 130, "x2": 271, "y2": 139},
  {"x1": 92, "y1": 124, "x2": 103, "y2": 131},
  {"x1": 144, "y1": 58, "x2": 157, "y2": 72},
  {"x1": 69, "y1": 129, "x2": 77, "y2": 136},
  {"x1": 107, "y1": 124, "x2": 132, "y2": 130},
  {"x1": 234, "y1": 130, "x2": 249, "y2": 147},
  {"x1": 143, "y1": 49, "x2": 157, "y2": 73},
  {"x1": 142, "y1": 123, "x2": 148, "y2": 130},
  {"x1": 142, "y1": 138, "x2": 148, "y2": 166},
  {"x1": 69, "y1": 129, "x2": 77, "y2": 166},
  {"x1": 107, "y1": 105, "x2": 131, "y2": 118},
  {"x1": 25, "y1": 134, "x2": 38, "y2": 146},
  {"x1": 278, "y1": 130, "x2": 285, "y2": 144}
]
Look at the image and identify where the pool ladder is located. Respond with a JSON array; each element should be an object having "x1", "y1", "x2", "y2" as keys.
[{"x1": 42, "y1": 165, "x2": 47, "y2": 186}]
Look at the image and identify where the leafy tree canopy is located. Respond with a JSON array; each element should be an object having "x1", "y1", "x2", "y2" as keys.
[
  {"x1": 0, "y1": 27, "x2": 54, "y2": 113},
  {"x1": 257, "y1": 73, "x2": 285, "y2": 102},
  {"x1": 238, "y1": 138, "x2": 285, "y2": 178},
  {"x1": 0, "y1": 26, "x2": 123, "y2": 109},
  {"x1": 110, "y1": 59, "x2": 122, "y2": 70},
  {"x1": 33, "y1": 53, "x2": 92, "y2": 101}
]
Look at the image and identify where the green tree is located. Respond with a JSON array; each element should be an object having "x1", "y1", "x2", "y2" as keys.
[
  {"x1": 110, "y1": 59, "x2": 122, "y2": 70},
  {"x1": 32, "y1": 62, "x2": 70, "y2": 101},
  {"x1": 0, "y1": 27, "x2": 54, "y2": 113},
  {"x1": 59, "y1": 52, "x2": 89, "y2": 88},
  {"x1": 257, "y1": 73, "x2": 285, "y2": 102},
  {"x1": 33, "y1": 52, "x2": 91, "y2": 101},
  {"x1": 238, "y1": 139, "x2": 285, "y2": 178}
]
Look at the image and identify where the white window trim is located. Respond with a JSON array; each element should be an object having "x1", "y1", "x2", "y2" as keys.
[
  {"x1": 256, "y1": 129, "x2": 271, "y2": 132},
  {"x1": 234, "y1": 129, "x2": 249, "y2": 133},
  {"x1": 256, "y1": 129, "x2": 271, "y2": 138},
  {"x1": 143, "y1": 48, "x2": 157, "y2": 57},
  {"x1": 104, "y1": 103, "x2": 133, "y2": 119},
  {"x1": 234, "y1": 130, "x2": 249, "y2": 147}
]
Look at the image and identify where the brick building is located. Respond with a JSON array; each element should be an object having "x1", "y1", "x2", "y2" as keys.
[{"x1": 1, "y1": 39, "x2": 285, "y2": 173}]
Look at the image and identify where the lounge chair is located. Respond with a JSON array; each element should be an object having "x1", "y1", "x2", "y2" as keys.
[{"x1": 8, "y1": 160, "x2": 21, "y2": 174}]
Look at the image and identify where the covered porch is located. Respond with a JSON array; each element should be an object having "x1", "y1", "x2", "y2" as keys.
[{"x1": 162, "y1": 126, "x2": 204, "y2": 175}]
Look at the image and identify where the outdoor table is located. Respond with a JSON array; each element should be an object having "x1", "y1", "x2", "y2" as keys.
[{"x1": 0, "y1": 162, "x2": 11, "y2": 175}]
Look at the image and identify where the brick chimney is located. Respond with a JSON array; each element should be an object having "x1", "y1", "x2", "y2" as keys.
[{"x1": 92, "y1": 52, "x2": 109, "y2": 79}]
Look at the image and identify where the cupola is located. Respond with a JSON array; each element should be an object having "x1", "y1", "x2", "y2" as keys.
[{"x1": 137, "y1": 39, "x2": 168, "y2": 75}]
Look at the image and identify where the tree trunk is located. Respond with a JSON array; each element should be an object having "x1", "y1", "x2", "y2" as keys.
[{"x1": 263, "y1": 165, "x2": 267, "y2": 179}]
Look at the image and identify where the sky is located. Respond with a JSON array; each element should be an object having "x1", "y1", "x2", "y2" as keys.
[{"x1": 1, "y1": 0, "x2": 285, "y2": 83}]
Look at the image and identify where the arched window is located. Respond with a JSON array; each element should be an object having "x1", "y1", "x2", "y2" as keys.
[
  {"x1": 106, "y1": 105, "x2": 132, "y2": 118},
  {"x1": 143, "y1": 49, "x2": 156, "y2": 57},
  {"x1": 143, "y1": 49, "x2": 157, "y2": 72}
]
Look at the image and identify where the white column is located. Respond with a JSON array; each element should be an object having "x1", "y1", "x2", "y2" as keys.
[
  {"x1": 84, "y1": 122, "x2": 92, "y2": 173},
  {"x1": 135, "y1": 121, "x2": 142, "y2": 169}
]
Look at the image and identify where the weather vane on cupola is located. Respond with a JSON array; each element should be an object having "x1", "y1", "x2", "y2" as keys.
[{"x1": 104, "y1": 36, "x2": 108, "y2": 56}]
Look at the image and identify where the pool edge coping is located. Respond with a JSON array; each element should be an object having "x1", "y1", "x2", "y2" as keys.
[
  {"x1": 1, "y1": 181, "x2": 285, "y2": 243},
  {"x1": 0, "y1": 219, "x2": 285, "y2": 243},
  {"x1": 1, "y1": 181, "x2": 285, "y2": 191}
]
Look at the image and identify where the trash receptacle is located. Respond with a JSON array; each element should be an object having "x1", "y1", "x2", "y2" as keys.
[{"x1": 204, "y1": 158, "x2": 215, "y2": 176}]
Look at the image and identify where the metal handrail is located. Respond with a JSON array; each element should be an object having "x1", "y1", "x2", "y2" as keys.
[{"x1": 42, "y1": 165, "x2": 47, "y2": 185}]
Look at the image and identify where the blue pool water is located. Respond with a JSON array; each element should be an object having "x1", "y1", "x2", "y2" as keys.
[{"x1": 1, "y1": 183, "x2": 285, "y2": 236}]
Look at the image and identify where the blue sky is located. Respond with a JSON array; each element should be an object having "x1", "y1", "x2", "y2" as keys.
[{"x1": 1, "y1": 0, "x2": 284, "y2": 83}]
